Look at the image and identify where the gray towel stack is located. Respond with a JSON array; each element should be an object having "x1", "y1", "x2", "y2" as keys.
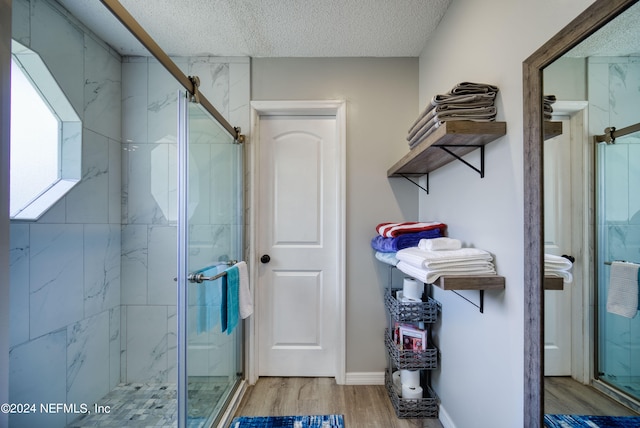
[
  {"x1": 544, "y1": 95, "x2": 556, "y2": 120},
  {"x1": 407, "y1": 82, "x2": 499, "y2": 149}
]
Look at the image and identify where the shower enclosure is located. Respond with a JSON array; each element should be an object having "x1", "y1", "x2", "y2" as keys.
[
  {"x1": 8, "y1": 0, "x2": 246, "y2": 427},
  {"x1": 596, "y1": 124, "x2": 640, "y2": 406},
  {"x1": 177, "y1": 93, "x2": 244, "y2": 427}
]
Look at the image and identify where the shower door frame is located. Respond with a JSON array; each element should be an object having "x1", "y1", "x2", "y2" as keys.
[
  {"x1": 592, "y1": 125, "x2": 640, "y2": 411},
  {"x1": 177, "y1": 91, "x2": 247, "y2": 428}
]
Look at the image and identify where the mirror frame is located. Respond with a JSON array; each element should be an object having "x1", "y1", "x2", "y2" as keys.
[{"x1": 523, "y1": 0, "x2": 638, "y2": 426}]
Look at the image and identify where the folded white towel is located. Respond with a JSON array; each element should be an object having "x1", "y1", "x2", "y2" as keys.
[
  {"x1": 396, "y1": 247, "x2": 493, "y2": 269},
  {"x1": 544, "y1": 254, "x2": 573, "y2": 271},
  {"x1": 419, "y1": 237, "x2": 462, "y2": 251},
  {"x1": 397, "y1": 261, "x2": 496, "y2": 284},
  {"x1": 606, "y1": 261, "x2": 639, "y2": 318},
  {"x1": 237, "y1": 261, "x2": 253, "y2": 319},
  {"x1": 425, "y1": 260, "x2": 495, "y2": 270}
]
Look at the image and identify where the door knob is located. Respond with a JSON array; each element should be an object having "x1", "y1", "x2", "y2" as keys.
[{"x1": 260, "y1": 254, "x2": 271, "y2": 264}]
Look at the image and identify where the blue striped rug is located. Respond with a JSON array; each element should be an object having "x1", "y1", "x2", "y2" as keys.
[
  {"x1": 230, "y1": 415, "x2": 345, "y2": 428},
  {"x1": 545, "y1": 414, "x2": 640, "y2": 427}
]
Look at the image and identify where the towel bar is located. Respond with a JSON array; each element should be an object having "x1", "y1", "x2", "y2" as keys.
[
  {"x1": 174, "y1": 260, "x2": 238, "y2": 283},
  {"x1": 188, "y1": 269, "x2": 227, "y2": 283},
  {"x1": 188, "y1": 260, "x2": 238, "y2": 283}
]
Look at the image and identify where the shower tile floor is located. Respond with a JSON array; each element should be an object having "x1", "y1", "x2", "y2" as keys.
[{"x1": 67, "y1": 380, "x2": 229, "y2": 428}]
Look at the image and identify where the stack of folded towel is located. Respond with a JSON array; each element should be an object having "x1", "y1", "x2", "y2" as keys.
[
  {"x1": 371, "y1": 222, "x2": 447, "y2": 265},
  {"x1": 395, "y1": 238, "x2": 497, "y2": 283},
  {"x1": 544, "y1": 95, "x2": 557, "y2": 120},
  {"x1": 544, "y1": 253, "x2": 573, "y2": 284},
  {"x1": 406, "y1": 82, "x2": 499, "y2": 149}
]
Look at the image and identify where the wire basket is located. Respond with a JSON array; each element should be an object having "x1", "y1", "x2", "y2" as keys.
[
  {"x1": 385, "y1": 372, "x2": 439, "y2": 419},
  {"x1": 385, "y1": 329, "x2": 438, "y2": 370},
  {"x1": 384, "y1": 289, "x2": 439, "y2": 323}
]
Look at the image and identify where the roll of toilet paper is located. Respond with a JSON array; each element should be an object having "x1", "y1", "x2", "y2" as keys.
[
  {"x1": 403, "y1": 278, "x2": 423, "y2": 301},
  {"x1": 400, "y1": 369, "x2": 420, "y2": 388},
  {"x1": 401, "y1": 384, "x2": 423, "y2": 400},
  {"x1": 392, "y1": 371, "x2": 401, "y2": 395}
]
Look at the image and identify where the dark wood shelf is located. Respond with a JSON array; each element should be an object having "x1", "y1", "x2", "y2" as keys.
[
  {"x1": 544, "y1": 121, "x2": 563, "y2": 140},
  {"x1": 432, "y1": 274, "x2": 505, "y2": 313},
  {"x1": 544, "y1": 276, "x2": 564, "y2": 290},
  {"x1": 387, "y1": 121, "x2": 507, "y2": 177},
  {"x1": 434, "y1": 275, "x2": 505, "y2": 291}
]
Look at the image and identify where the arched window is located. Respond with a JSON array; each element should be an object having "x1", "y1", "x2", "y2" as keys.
[{"x1": 10, "y1": 40, "x2": 81, "y2": 220}]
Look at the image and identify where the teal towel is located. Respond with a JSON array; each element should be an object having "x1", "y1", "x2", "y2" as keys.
[
  {"x1": 223, "y1": 265, "x2": 240, "y2": 334},
  {"x1": 220, "y1": 274, "x2": 228, "y2": 332},
  {"x1": 196, "y1": 265, "x2": 221, "y2": 334}
]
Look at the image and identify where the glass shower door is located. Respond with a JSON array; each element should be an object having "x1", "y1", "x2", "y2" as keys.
[
  {"x1": 596, "y1": 129, "x2": 640, "y2": 402},
  {"x1": 177, "y1": 92, "x2": 243, "y2": 428}
]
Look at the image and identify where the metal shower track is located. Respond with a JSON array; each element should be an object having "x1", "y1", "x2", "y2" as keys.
[{"x1": 99, "y1": 0, "x2": 242, "y2": 142}]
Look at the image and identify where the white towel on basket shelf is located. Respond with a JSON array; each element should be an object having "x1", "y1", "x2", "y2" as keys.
[{"x1": 606, "y1": 261, "x2": 639, "y2": 318}]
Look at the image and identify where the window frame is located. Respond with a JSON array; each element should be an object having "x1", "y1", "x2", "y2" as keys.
[{"x1": 10, "y1": 40, "x2": 81, "y2": 220}]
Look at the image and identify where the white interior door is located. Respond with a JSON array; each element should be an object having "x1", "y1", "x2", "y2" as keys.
[
  {"x1": 256, "y1": 111, "x2": 343, "y2": 378},
  {"x1": 544, "y1": 115, "x2": 574, "y2": 376}
]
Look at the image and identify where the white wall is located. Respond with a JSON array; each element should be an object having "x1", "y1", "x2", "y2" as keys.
[
  {"x1": 251, "y1": 58, "x2": 420, "y2": 374},
  {"x1": 416, "y1": 1, "x2": 594, "y2": 427}
]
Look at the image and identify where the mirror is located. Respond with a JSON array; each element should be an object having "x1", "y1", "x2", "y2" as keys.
[{"x1": 523, "y1": 0, "x2": 639, "y2": 426}]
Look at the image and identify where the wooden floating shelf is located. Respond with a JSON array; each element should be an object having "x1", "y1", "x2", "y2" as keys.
[
  {"x1": 387, "y1": 121, "x2": 507, "y2": 177},
  {"x1": 434, "y1": 275, "x2": 505, "y2": 291},
  {"x1": 432, "y1": 275, "x2": 505, "y2": 313},
  {"x1": 544, "y1": 276, "x2": 564, "y2": 290},
  {"x1": 544, "y1": 121, "x2": 563, "y2": 140}
]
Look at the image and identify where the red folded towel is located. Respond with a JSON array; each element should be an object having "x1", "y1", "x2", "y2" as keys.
[{"x1": 376, "y1": 222, "x2": 447, "y2": 238}]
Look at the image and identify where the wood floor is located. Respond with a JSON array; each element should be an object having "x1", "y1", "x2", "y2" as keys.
[
  {"x1": 544, "y1": 376, "x2": 639, "y2": 416},
  {"x1": 232, "y1": 377, "x2": 443, "y2": 428}
]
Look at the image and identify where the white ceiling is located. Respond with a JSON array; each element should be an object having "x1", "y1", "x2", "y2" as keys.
[{"x1": 56, "y1": 0, "x2": 453, "y2": 57}]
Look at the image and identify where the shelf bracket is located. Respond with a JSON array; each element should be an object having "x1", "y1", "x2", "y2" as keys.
[
  {"x1": 450, "y1": 289, "x2": 485, "y2": 313},
  {"x1": 400, "y1": 173, "x2": 429, "y2": 194},
  {"x1": 435, "y1": 145, "x2": 485, "y2": 178}
]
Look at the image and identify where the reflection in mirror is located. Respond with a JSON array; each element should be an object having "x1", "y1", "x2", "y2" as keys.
[{"x1": 542, "y1": 0, "x2": 640, "y2": 418}]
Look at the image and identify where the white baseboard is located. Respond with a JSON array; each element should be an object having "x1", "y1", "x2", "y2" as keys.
[
  {"x1": 438, "y1": 404, "x2": 455, "y2": 428},
  {"x1": 344, "y1": 371, "x2": 385, "y2": 385}
]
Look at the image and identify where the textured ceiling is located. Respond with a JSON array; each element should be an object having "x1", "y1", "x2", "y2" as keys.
[
  {"x1": 56, "y1": 0, "x2": 453, "y2": 57},
  {"x1": 564, "y1": 1, "x2": 640, "y2": 58}
]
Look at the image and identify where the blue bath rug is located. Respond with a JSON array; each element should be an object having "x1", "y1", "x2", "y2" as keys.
[
  {"x1": 230, "y1": 414, "x2": 344, "y2": 428},
  {"x1": 545, "y1": 414, "x2": 640, "y2": 427}
]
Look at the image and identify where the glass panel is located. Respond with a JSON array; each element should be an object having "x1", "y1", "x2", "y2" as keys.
[
  {"x1": 177, "y1": 92, "x2": 243, "y2": 428},
  {"x1": 596, "y1": 130, "x2": 640, "y2": 401}
]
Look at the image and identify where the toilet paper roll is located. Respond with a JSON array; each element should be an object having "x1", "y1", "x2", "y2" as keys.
[
  {"x1": 400, "y1": 369, "x2": 420, "y2": 388},
  {"x1": 403, "y1": 278, "x2": 423, "y2": 301},
  {"x1": 401, "y1": 384, "x2": 423, "y2": 400},
  {"x1": 392, "y1": 371, "x2": 402, "y2": 395}
]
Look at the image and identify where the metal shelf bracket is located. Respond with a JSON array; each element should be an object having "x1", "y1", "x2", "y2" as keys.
[
  {"x1": 435, "y1": 144, "x2": 485, "y2": 178},
  {"x1": 450, "y1": 289, "x2": 485, "y2": 313},
  {"x1": 400, "y1": 173, "x2": 429, "y2": 194}
]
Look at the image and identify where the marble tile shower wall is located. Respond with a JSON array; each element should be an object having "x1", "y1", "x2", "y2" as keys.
[
  {"x1": 9, "y1": 1, "x2": 122, "y2": 427},
  {"x1": 120, "y1": 56, "x2": 249, "y2": 382},
  {"x1": 589, "y1": 56, "x2": 640, "y2": 381},
  {"x1": 9, "y1": 1, "x2": 250, "y2": 427}
]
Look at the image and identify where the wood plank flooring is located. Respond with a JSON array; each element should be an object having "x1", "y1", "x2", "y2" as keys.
[
  {"x1": 232, "y1": 377, "x2": 443, "y2": 428},
  {"x1": 544, "y1": 376, "x2": 638, "y2": 416}
]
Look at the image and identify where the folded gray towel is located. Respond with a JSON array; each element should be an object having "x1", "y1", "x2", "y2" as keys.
[
  {"x1": 450, "y1": 81, "x2": 500, "y2": 94},
  {"x1": 408, "y1": 108, "x2": 497, "y2": 147},
  {"x1": 407, "y1": 82, "x2": 501, "y2": 146}
]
